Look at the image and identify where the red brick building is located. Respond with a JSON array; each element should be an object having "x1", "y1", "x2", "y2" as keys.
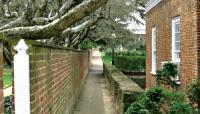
[{"x1": 146, "y1": 0, "x2": 200, "y2": 92}]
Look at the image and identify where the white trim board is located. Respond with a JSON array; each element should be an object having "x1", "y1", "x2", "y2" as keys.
[{"x1": 145, "y1": 0, "x2": 162, "y2": 13}]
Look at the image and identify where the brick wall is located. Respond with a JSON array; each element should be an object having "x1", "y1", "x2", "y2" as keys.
[
  {"x1": 29, "y1": 44, "x2": 90, "y2": 114},
  {"x1": 103, "y1": 64, "x2": 143, "y2": 114},
  {"x1": 146, "y1": 0, "x2": 199, "y2": 91},
  {"x1": 0, "y1": 42, "x2": 3, "y2": 114}
]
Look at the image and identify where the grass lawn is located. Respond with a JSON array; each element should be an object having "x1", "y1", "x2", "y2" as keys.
[
  {"x1": 100, "y1": 52, "x2": 112, "y2": 64},
  {"x1": 3, "y1": 68, "x2": 12, "y2": 89}
]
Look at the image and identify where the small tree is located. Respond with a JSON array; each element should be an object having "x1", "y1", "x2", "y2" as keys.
[{"x1": 156, "y1": 63, "x2": 179, "y2": 90}]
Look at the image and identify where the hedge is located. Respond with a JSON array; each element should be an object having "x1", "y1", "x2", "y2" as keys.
[
  {"x1": 106, "y1": 50, "x2": 146, "y2": 56},
  {"x1": 114, "y1": 56, "x2": 145, "y2": 72}
]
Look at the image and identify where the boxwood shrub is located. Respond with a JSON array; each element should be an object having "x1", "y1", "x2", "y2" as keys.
[
  {"x1": 114, "y1": 56, "x2": 145, "y2": 72},
  {"x1": 4, "y1": 95, "x2": 12, "y2": 114},
  {"x1": 125, "y1": 86, "x2": 193, "y2": 114}
]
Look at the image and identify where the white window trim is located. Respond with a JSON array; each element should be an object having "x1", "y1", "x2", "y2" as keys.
[
  {"x1": 151, "y1": 26, "x2": 157, "y2": 74},
  {"x1": 172, "y1": 17, "x2": 180, "y2": 62},
  {"x1": 171, "y1": 17, "x2": 181, "y2": 84}
]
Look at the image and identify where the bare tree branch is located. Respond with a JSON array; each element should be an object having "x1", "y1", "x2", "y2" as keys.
[
  {"x1": 62, "y1": 19, "x2": 96, "y2": 37},
  {"x1": 0, "y1": 0, "x2": 108, "y2": 39},
  {"x1": 0, "y1": 0, "x2": 36, "y2": 30},
  {"x1": 2, "y1": 0, "x2": 11, "y2": 17},
  {"x1": 48, "y1": 0, "x2": 74, "y2": 21},
  {"x1": 35, "y1": 0, "x2": 49, "y2": 17},
  {"x1": 2, "y1": 0, "x2": 18, "y2": 18},
  {"x1": 0, "y1": 13, "x2": 29, "y2": 30},
  {"x1": 62, "y1": 15, "x2": 105, "y2": 38},
  {"x1": 71, "y1": 28, "x2": 89, "y2": 48},
  {"x1": 32, "y1": 0, "x2": 74, "y2": 25}
]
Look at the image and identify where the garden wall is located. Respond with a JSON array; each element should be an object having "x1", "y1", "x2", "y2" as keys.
[
  {"x1": 0, "y1": 38, "x2": 91, "y2": 114},
  {"x1": 103, "y1": 64, "x2": 143, "y2": 114},
  {"x1": 28, "y1": 44, "x2": 90, "y2": 114},
  {"x1": 0, "y1": 41, "x2": 3, "y2": 114}
]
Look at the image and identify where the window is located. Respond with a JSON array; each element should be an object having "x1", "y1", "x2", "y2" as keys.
[
  {"x1": 151, "y1": 26, "x2": 156, "y2": 74},
  {"x1": 172, "y1": 17, "x2": 180, "y2": 62},
  {"x1": 172, "y1": 17, "x2": 180, "y2": 82}
]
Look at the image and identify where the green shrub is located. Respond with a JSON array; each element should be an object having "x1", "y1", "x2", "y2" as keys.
[
  {"x1": 146, "y1": 86, "x2": 166, "y2": 103},
  {"x1": 105, "y1": 51, "x2": 112, "y2": 56},
  {"x1": 156, "y1": 62, "x2": 179, "y2": 89},
  {"x1": 118, "y1": 50, "x2": 145, "y2": 56},
  {"x1": 125, "y1": 102, "x2": 149, "y2": 114},
  {"x1": 114, "y1": 56, "x2": 145, "y2": 72},
  {"x1": 193, "y1": 110, "x2": 200, "y2": 114},
  {"x1": 168, "y1": 101, "x2": 192, "y2": 114},
  {"x1": 4, "y1": 95, "x2": 12, "y2": 114},
  {"x1": 165, "y1": 90, "x2": 184, "y2": 103},
  {"x1": 187, "y1": 78, "x2": 200, "y2": 108},
  {"x1": 125, "y1": 86, "x2": 190, "y2": 114},
  {"x1": 125, "y1": 86, "x2": 166, "y2": 114},
  {"x1": 124, "y1": 93, "x2": 143, "y2": 112}
]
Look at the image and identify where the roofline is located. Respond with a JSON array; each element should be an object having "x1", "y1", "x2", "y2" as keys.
[{"x1": 145, "y1": 0, "x2": 161, "y2": 13}]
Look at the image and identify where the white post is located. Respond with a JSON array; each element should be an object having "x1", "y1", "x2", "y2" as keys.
[{"x1": 14, "y1": 39, "x2": 30, "y2": 114}]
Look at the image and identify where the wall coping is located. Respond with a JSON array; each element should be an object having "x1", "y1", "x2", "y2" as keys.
[
  {"x1": 145, "y1": 0, "x2": 161, "y2": 13},
  {"x1": 104, "y1": 64, "x2": 143, "y2": 94}
]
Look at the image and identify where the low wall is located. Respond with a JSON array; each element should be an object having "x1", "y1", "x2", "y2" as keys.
[{"x1": 103, "y1": 64, "x2": 143, "y2": 114}]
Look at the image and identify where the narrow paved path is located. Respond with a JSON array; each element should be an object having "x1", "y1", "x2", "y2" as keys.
[
  {"x1": 73, "y1": 49, "x2": 116, "y2": 114},
  {"x1": 3, "y1": 86, "x2": 12, "y2": 97}
]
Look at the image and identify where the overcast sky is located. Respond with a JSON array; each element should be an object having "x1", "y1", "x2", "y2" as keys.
[{"x1": 127, "y1": 13, "x2": 146, "y2": 34}]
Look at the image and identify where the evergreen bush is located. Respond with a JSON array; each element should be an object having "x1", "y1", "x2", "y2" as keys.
[
  {"x1": 156, "y1": 62, "x2": 179, "y2": 89},
  {"x1": 125, "y1": 86, "x2": 191, "y2": 114},
  {"x1": 187, "y1": 78, "x2": 200, "y2": 109},
  {"x1": 114, "y1": 56, "x2": 145, "y2": 72},
  {"x1": 4, "y1": 95, "x2": 12, "y2": 114},
  {"x1": 168, "y1": 101, "x2": 193, "y2": 114}
]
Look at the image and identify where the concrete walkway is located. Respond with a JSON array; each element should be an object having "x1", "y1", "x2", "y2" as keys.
[
  {"x1": 3, "y1": 86, "x2": 12, "y2": 97},
  {"x1": 73, "y1": 49, "x2": 116, "y2": 114}
]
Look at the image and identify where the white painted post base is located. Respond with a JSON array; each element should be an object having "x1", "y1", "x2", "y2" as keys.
[{"x1": 14, "y1": 39, "x2": 30, "y2": 114}]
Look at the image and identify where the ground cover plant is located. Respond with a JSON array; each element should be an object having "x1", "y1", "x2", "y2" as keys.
[
  {"x1": 3, "y1": 68, "x2": 12, "y2": 88},
  {"x1": 101, "y1": 52, "x2": 112, "y2": 64}
]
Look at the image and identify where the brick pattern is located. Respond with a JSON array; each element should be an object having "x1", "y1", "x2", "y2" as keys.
[
  {"x1": 146, "y1": 0, "x2": 199, "y2": 92},
  {"x1": 0, "y1": 43, "x2": 3, "y2": 114},
  {"x1": 29, "y1": 46, "x2": 90, "y2": 114}
]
